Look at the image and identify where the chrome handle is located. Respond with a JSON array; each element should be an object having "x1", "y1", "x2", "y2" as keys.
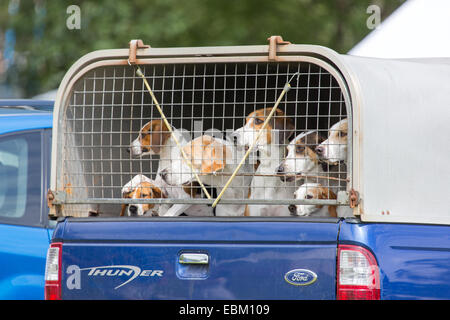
[{"x1": 179, "y1": 253, "x2": 209, "y2": 265}]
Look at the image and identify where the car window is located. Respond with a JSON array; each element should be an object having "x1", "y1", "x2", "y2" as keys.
[{"x1": 0, "y1": 131, "x2": 42, "y2": 226}]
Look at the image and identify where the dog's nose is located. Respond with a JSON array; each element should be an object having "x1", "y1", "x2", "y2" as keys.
[
  {"x1": 276, "y1": 165, "x2": 284, "y2": 174},
  {"x1": 126, "y1": 147, "x2": 130, "y2": 154},
  {"x1": 288, "y1": 205, "x2": 297, "y2": 215},
  {"x1": 315, "y1": 145, "x2": 324, "y2": 155},
  {"x1": 129, "y1": 205, "x2": 138, "y2": 216}
]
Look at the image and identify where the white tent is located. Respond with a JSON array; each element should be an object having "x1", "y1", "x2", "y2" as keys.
[{"x1": 349, "y1": 0, "x2": 450, "y2": 58}]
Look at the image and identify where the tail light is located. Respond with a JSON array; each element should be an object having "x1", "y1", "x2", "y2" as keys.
[
  {"x1": 337, "y1": 244, "x2": 380, "y2": 300},
  {"x1": 44, "y1": 242, "x2": 62, "y2": 300}
]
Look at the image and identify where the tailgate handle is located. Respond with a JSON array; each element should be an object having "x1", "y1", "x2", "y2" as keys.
[{"x1": 179, "y1": 253, "x2": 209, "y2": 265}]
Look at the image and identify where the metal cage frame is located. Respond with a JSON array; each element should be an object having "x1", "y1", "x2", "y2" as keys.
[{"x1": 48, "y1": 39, "x2": 355, "y2": 217}]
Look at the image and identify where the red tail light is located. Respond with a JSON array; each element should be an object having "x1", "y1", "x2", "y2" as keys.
[
  {"x1": 337, "y1": 244, "x2": 380, "y2": 300},
  {"x1": 44, "y1": 242, "x2": 62, "y2": 300}
]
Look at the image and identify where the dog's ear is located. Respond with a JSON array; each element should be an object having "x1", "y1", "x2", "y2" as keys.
[
  {"x1": 185, "y1": 136, "x2": 228, "y2": 174},
  {"x1": 120, "y1": 204, "x2": 128, "y2": 217},
  {"x1": 320, "y1": 187, "x2": 337, "y2": 200},
  {"x1": 141, "y1": 120, "x2": 171, "y2": 154},
  {"x1": 152, "y1": 186, "x2": 166, "y2": 199},
  {"x1": 306, "y1": 131, "x2": 325, "y2": 149},
  {"x1": 272, "y1": 110, "x2": 295, "y2": 144},
  {"x1": 201, "y1": 139, "x2": 228, "y2": 174}
]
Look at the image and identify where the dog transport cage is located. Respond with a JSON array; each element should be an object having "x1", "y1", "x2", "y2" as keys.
[{"x1": 48, "y1": 37, "x2": 450, "y2": 225}]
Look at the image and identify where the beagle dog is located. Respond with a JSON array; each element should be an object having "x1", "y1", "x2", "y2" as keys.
[
  {"x1": 120, "y1": 174, "x2": 167, "y2": 216},
  {"x1": 128, "y1": 119, "x2": 213, "y2": 217},
  {"x1": 288, "y1": 183, "x2": 337, "y2": 217},
  {"x1": 277, "y1": 130, "x2": 348, "y2": 194},
  {"x1": 276, "y1": 130, "x2": 325, "y2": 183},
  {"x1": 315, "y1": 118, "x2": 348, "y2": 164},
  {"x1": 289, "y1": 183, "x2": 353, "y2": 218},
  {"x1": 160, "y1": 134, "x2": 252, "y2": 216},
  {"x1": 230, "y1": 107, "x2": 296, "y2": 216}
]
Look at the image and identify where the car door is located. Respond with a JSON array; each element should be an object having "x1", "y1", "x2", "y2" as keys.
[{"x1": 0, "y1": 129, "x2": 51, "y2": 299}]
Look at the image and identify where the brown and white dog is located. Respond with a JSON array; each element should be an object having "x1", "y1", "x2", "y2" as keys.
[
  {"x1": 160, "y1": 134, "x2": 252, "y2": 216},
  {"x1": 288, "y1": 183, "x2": 337, "y2": 217},
  {"x1": 128, "y1": 120, "x2": 213, "y2": 217},
  {"x1": 315, "y1": 118, "x2": 348, "y2": 164},
  {"x1": 288, "y1": 183, "x2": 353, "y2": 218},
  {"x1": 230, "y1": 108, "x2": 296, "y2": 216},
  {"x1": 120, "y1": 174, "x2": 167, "y2": 216},
  {"x1": 276, "y1": 130, "x2": 325, "y2": 183},
  {"x1": 277, "y1": 130, "x2": 348, "y2": 195}
]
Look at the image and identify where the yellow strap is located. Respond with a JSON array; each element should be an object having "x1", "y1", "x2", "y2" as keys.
[
  {"x1": 212, "y1": 83, "x2": 292, "y2": 208},
  {"x1": 134, "y1": 66, "x2": 212, "y2": 199}
]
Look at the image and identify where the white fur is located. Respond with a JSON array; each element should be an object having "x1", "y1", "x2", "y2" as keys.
[
  {"x1": 231, "y1": 122, "x2": 294, "y2": 217},
  {"x1": 162, "y1": 136, "x2": 252, "y2": 216},
  {"x1": 129, "y1": 125, "x2": 213, "y2": 217},
  {"x1": 317, "y1": 118, "x2": 348, "y2": 163}
]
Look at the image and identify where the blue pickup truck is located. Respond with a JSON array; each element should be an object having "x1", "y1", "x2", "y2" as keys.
[
  {"x1": 44, "y1": 41, "x2": 450, "y2": 300},
  {"x1": 0, "y1": 100, "x2": 54, "y2": 299}
]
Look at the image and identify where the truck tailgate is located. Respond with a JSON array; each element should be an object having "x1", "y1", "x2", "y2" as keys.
[{"x1": 54, "y1": 217, "x2": 340, "y2": 300}]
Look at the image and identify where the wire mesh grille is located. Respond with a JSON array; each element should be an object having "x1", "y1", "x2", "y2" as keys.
[{"x1": 61, "y1": 61, "x2": 349, "y2": 217}]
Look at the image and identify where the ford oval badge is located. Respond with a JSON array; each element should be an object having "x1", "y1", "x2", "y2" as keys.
[{"x1": 284, "y1": 269, "x2": 317, "y2": 286}]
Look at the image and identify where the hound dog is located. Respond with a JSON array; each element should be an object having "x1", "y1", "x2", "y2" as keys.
[
  {"x1": 276, "y1": 130, "x2": 325, "y2": 183},
  {"x1": 277, "y1": 129, "x2": 348, "y2": 192},
  {"x1": 315, "y1": 118, "x2": 348, "y2": 164},
  {"x1": 230, "y1": 107, "x2": 296, "y2": 216},
  {"x1": 289, "y1": 183, "x2": 353, "y2": 218},
  {"x1": 120, "y1": 174, "x2": 167, "y2": 216},
  {"x1": 159, "y1": 134, "x2": 252, "y2": 216},
  {"x1": 128, "y1": 119, "x2": 213, "y2": 216},
  {"x1": 288, "y1": 183, "x2": 337, "y2": 217}
]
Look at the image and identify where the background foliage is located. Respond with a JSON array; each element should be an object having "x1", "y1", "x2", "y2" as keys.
[{"x1": 0, "y1": 0, "x2": 404, "y2": 97}]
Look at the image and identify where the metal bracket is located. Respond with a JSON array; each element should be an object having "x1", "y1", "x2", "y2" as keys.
[
  {"x1": 349, "y1": 189, "x2": 360, "y2": 208},
  {"x1": 267, "y1": 35, "x2": 291, "y2": 61},
  {"x1": 47, "y1": 190, "x2": 66, "y2": 207},
  {"x1": 128, "y1": 39, "x2": 150, "y2": 65},
  {"x1": 337, "y1": 191, "x2": 349, "y2": 205},
  {"x1": 47, "y1": 189, "x2": 55, "y2": 208}
]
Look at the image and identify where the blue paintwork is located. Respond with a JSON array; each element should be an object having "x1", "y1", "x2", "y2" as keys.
[
  {"x1": 0, "y1": 101, "x2": 54, "y2": 300},
  {"x1": 55, "y1": 217, "x2": 450, "y2": 300},
  {"x1": 0, "y1": 224, "x2": 52, "y2": 299},
  {"x1": 339, "y1": 220, "x2": 450, "y2": 300},
  {"x1": 56, "y1": 218, "x2": 340, "y2": 300},
  {"x1": 0, "y1": 110, "x2": 53, "y2": 135}
]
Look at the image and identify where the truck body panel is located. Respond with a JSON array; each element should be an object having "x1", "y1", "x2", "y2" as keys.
[
  {"x1": 339, "y1": 220, "x2": 450, "y2": 299},
  {"x1": 56, "y1": 218, "x2": 340, "y2": 300}
]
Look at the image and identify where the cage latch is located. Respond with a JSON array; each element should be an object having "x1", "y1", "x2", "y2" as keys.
[
  {"x1": 267, "y1": 35, "x2": 291, "y2": 61},
  {"x1": 47, "y1": 189, "x2": 65, "y2": 217},
  {"x1": 128, "y1": 39, "x2": 150, "y2": 65},
  {"x1": 47, "y1": 189, "x2": 55, "y2": 208}
]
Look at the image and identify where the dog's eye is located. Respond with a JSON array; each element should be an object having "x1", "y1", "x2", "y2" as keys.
[
  {"x1": 122, "y1": 191, "x2": 132, "y2": 199},
  {"x1": 141, "y1": 193, "x2": 149, "y2": 197},
  {"x1": 306, "y1": 194, "x2": 313, "y2": 199},
  {"x1": 295, "y1": 146, "x2": 304, "y2": 153},
  {"x1": 340, "y1": 131, "x2": 347, "y2": 138},
  {"x1": 254, "y1": 118, "x2": 264, "y2": 125}
]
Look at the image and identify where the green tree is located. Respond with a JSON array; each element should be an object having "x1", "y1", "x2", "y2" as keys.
[{"x1": 0, "y1": 0, "x2": 403, "y2": 97}]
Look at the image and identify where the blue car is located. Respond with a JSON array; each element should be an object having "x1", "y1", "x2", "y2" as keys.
[{"x1": 0, "y1": 100, "x2": 54, "y2": 299}]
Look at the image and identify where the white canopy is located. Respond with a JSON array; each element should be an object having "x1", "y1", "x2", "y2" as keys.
[{"x1": 349, "y1": 0, "x2": 450, "y2": 58}]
